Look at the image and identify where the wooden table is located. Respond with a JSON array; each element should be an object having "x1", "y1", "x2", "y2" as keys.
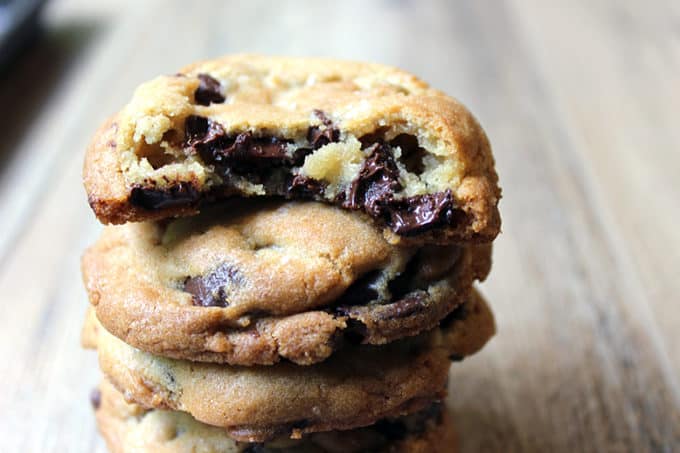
[{"x1": 1, "y1": 0, "x2": 678, "y2": 451}]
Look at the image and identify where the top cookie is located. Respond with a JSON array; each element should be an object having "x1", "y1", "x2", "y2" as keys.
[{"x1": 84, "y1": 55, "x2": 500, "y2": 243}]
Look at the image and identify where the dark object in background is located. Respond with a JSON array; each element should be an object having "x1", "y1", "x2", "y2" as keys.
[{"x1": 0, "y1": 0, "x2": 47, "y2": 71}]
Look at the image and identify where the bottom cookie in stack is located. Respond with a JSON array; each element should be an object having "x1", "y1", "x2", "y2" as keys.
[
  {"x1": 94, "y1": 379, "x2": 457, "y2": 453},
  {"x1": 83, "y1": 289, "x2": 494, "y2": 446}
]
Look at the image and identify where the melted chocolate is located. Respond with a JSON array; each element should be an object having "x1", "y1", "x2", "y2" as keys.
[
  {"x1": 386, "y1": 190, "x2": 465, "y2": 236},
  {"x1": 307, "y1": 109, "x2": 340, "y2": 149},
  {"x1": 343, "y1": 142, "x2": 463, "y2": 236},
  {"x1": 185, "y1": 115, "x2": 229, "y2": 163},
  {"x1": 345, "y1": 143, "x2": 402, "y2": 217},
  {"x1": 287, "y1": 174, "x2": 325, "y2": 199},
  {"x1": 194, "y1": 74, "x2": 225, "y2": 106},
  {"x1": 335, "y1": 244, "x2": 460, "y2": 320},
  {"x1": 134, "y1": 112, "x2": 466, "y2": 235},
  {"x1": 223, "y1": 133, "x2": 291, "y2": 170},
  {"x1": 185, "y1": 114, "x2": 225, "y2": 144},
  {"x1": 130, "y1": 183, "x2": 200, "y2": 210},
  {"x1": 335, "y1": 291, "x2": 428, "y2": 326},
  {"x1": 185, "y1": 116, "x2": 293, "y2": 175},
  {"x1": 358, "y1": 127, "x2": 389, "y2": 149},
  {"x1": 183, "y1": 263, "x2": 242, "y2": 307}
]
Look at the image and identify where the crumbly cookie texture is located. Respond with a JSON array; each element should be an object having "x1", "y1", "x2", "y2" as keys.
[
  {"x1": 94, "y1": 379, "x2": 457, "y2": 453},
  {"x1": 84, "y1": 54, "x2": 500, "y2": 243},
  {"x1": 82, "y1": 200, "x2": 492, "y2": 365},
  {"x1": 83, "y1": 290, "x2": 494, "y2": 442}
]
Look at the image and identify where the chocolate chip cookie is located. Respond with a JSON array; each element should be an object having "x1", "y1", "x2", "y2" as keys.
[
  {"x1": 84, "y1": 54, "x2": 500, "y2": 243},
  {"x1": 94, "y1": 379, "x2": 457, "y2": 453},
  {"x1": 83, "y1": 289, "x2": 494, "y2": 442},
  {"x1": 82, "y1": 200, "x2": 491, "y2": 366}
]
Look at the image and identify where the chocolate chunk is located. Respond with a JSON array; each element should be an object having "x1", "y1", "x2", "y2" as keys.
[
  {"x1": 226, "y1": 133, "x2": 291, "y2": 169},
  {"x1": 185, "y1": 116, "x2": 293, "y2": 174},
  {"x1": 183, "y1": 263, "x2": 242, "y2": 307},
  {"x1": 130, "y1": 183, "x2": 200, "y2": 210},
  {"x1": 387, "y1": 190, "x2": 465, "y2": 236},
  {"x1": 287, "y1": 174, "x2": 324, "y2": 198},
  {"x1": 291, "y1": 147, "x2": 313, "y2": 166},
  {"x1": 358, "y1": 127, "x2": 389, "y2": 149},
  {"x1": 185, "y1": 115, "x2": 230, "y2": 165},
  {"x1": 345, "y1": 143, "x2": 402, "y2": 217},
  {"x1": 194, "y1": 73, "x2": 225, "y2": 106},
  {"x1": 449, "y1": 353, "x2": 465, "y2": 362},
  {"x1": 90, "y1": 388, "x2": 101, "y2": 410},
  {"x1": 307, "y1": 110, "x2": 340, "y2": 149},
  {"x1": 344, "y1": 135, "x2": 466, "y2": 235},
  {"x1": 181, "y1": 116, "x2": 464, "y2": 238},
  {"x1": 336, "y1": 290, "x2": 427, "y2": 331},
  {"x1": 185, "y1": 115, "x2": 226, "y2": 147}
]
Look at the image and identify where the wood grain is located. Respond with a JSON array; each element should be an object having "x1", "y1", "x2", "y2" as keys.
[{"x1": 0, "y1": 0, "x2": 677, "y2": 451}]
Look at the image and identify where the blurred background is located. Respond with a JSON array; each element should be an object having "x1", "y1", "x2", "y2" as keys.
[{"x1": 0, "y1": 0, "x2": 678, "y2": 451}]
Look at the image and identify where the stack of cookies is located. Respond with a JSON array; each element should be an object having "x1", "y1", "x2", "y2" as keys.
[{"x1": 80, "y1": 55, "x2": 501, "y2": 453}]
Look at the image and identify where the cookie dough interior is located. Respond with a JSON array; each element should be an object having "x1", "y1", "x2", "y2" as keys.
[{"x1": 120, "y1": 73, "x2": 469, "y2": 236}]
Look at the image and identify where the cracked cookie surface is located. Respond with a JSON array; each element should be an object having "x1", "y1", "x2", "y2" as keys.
[
  {"x1": 84, "y1": 54, "x2": 500, "y2": 244},
  {"x1": 94, "y1": 379, "x2": 457, "y2": 453},
  {"x1": 83, "y1": 200, "x2": 491, "y2": 365},
  {"x1": 83, "y1": 289, "x2": 494, "y2": 442}
]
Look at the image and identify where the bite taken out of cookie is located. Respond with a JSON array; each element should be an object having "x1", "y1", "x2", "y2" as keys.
[{"x1": 84, "y1": 55, "x2": 501, "y2": 244}]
